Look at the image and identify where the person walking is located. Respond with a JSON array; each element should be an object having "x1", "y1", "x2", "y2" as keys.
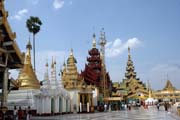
[
  {"x1": 18, "y1": 106, "x2": 24, "y2": 120},
  {"x1": 156, "y1": 103, "x2": 160, "y2": 110},
  {"x1": 26, "y1": 106, "x2": 31, "y2": 120},
  {"x1": 164, "y1": 102, "x2": 168, "y2": 111},
  {"x1": 104, "y1": 104, "x2": 107, "y2": 112},
  {"x1": 13, "y1": 106, "x2": 18, "y2": 120}
]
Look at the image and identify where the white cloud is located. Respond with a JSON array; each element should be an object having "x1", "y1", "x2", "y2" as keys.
[
  {"x1": 10, "y1": 9, "x2": 28, "y2": 20},
  {"x1": 105, "y1": 37, "x2": 142, "y2": 58},
  {"x1": 69, "y1": 1, "x2": 73, "y2": 5},
  {"x1": 53, "y1": 0, "x2": 65, "y2": 10}
]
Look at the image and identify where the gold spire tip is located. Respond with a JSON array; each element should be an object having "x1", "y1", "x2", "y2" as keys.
[
  {"x1": 128, "y1": 46, "x2": 130, "y2": 55},
  {"x1": 26, "y1": 39, "x2": 32, "y2": 50},
  {"x1": 70, "y1": 48, "x2": 73, "y2": 55}
]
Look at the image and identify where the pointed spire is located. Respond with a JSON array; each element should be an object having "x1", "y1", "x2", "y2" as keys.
[
  {"x1": 54, "y1": 56, "x2": 56, "y2": 65},
  {"x1": 62, "y1": 57, "x2": 67, "y2": 72},
  {"x1": 70, "y1": 48, "x2": 73, "y2": 55},
  {"x1": 26, "y1": 36, "x2": 32, "y2": 50},
  {"x1": 51, "y1": 56, "x2": 54, "y2": 68},
  {"x1": 128, "y1": 46, "x2": 131, "y2": 59},
  {"x1": 44, "y1": 59, "x2": 50, "y2": 88},
  {"x1": 99, "y1": 28, "x2": 106, "y2": 45},
  {"x1": 50, "y1": 56, "x2": 58, "y2": 89},
  {"x1": 45, "y1": 58, "x2": 48, "y2": 67},
  {"x1": 148, "y1": 80, "x2": 152, "y2": 98},
  {"x1": 25, "y1": 38, "x2": 32, "y2": 64},
  {"x1": 92, "y1": 33, "x2": 96, "y2": 48},
  {"x1": 128, "y1": 46, "x2": 130, "y2": 55}
]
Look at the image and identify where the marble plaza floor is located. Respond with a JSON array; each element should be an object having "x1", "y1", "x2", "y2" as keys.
[{"x1": 31, "y1": 106, "x2": 180, "y2": 120}]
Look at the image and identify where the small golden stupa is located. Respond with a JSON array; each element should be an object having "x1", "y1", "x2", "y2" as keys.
[{"x1": 17, "y1": 39, "x2": 40, "y2": 89}]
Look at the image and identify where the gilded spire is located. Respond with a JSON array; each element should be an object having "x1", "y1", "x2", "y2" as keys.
[
  {"x1": 17, "y1": 39, "x2": 40, "y2": 90},
  {"x1": 92, "y1": 33, "x2": 96, "y2": 48},
  {"x1": 148, "y1": 80, "x2": 152, "y2": 98},
  {"x1": 70, "y1": 48, "x2": 73, "y2": 56},
  {"x1": 128, "y1": 46, "x2": 131, "y2": 59},
  {"x1": 24, "y1": 38, "x2": 32, "y2": 64}
]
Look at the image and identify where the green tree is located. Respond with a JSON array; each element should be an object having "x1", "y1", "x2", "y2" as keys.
[{"x1": 26, "y1": 16, "x2": 42, "y2": 72}]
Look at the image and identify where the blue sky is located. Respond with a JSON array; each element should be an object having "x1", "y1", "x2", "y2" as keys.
[{"x1": 5, "y1": 0, "x2": 180, "y2": 90}]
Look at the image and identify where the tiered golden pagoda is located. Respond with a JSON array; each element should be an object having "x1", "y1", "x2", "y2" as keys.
[
  {"x1": 17, "y1": 40, "x2": 40, "y2": 89},
  {"x1": 61, "y1": 49, "x2": 84, "y2": 89},
  {"x1": 61, "y1": 49, "x2": 95, "y2": 112},
  {"x1": 154, "y1": 80, "x2": 180, "y2": 102},
  {"x1": 120, "y1": 47, "x2": 148, "y2": 100}
]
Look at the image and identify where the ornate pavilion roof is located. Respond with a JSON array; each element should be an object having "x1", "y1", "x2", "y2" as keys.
[{"x1": 163, "y1": 80, "x2": 176, "y2": 91}]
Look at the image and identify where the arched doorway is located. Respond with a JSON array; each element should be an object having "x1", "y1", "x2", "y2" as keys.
[
  {"x1": 51, "y1": 98, "x2": 55, "y2": 114},
  {"x1": 59, "y1": 97, "x2": 62, "y2": 113},
  {"x1": 80, "y1": 94, "x2": 88, "y2": 112},
  {"x1": 66, "y1": 99, "x2": 68, "y2": 112}
]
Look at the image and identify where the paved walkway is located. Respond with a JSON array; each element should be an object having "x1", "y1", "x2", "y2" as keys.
[{"x1": 31, "y1": 106, "x2": 180, "y2": 120}]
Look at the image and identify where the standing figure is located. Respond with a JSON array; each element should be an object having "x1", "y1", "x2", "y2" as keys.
[
  {"x1": 26, "y1": 106, "x2": 31, "y2": 120},
  {"x1": 18, "y1": 107, "x2": 24, "y2": 120},
  {"x1": 164, "y1": 102, "x2": 168, "y2": 111},
  {"x1": 104, "y1": 104, "x2": 107, "y2": 112},
  {"x1": 156, "y1": 103, "x2": 160, "y2": 110},
  {"x1": 13, "y1": 106, "x2": 18, "y2": 120}
]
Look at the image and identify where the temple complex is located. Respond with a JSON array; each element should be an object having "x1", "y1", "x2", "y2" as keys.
[
  {"x1": 119, "y1": 47, "x2": 148, "y2": 102},
  {"x1": 61, "y1": 49, "x2": 94, "y2": 112},
  {"x1": 154, "y1": 80, "x2": 180, "y2": 102}
]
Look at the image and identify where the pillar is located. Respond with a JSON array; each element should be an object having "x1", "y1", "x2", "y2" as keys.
[
  {"x1": 82, "y1": 94, "x2": 84, "y2": 106},
  {"x1": 78, "y1": 93, "x2": 80, "y2": 112},
  {"x1": 1, "y1": 68, "x2": 9, "y2": 116},
  {"x1": 88, "y1": 94, "x2": 91, "y2": 106},
  {"x1": 91, "y1": 93, "x2": 94, "y2": 106}
]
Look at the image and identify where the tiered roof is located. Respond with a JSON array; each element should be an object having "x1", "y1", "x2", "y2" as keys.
[
  {"x1": 81, "y1": 34, "x2": 101, "y2": 86},
  {"x1": 61, "y1": 49, "x2": 84, "y2": 89},
  {"x1": 163, "y1": 80, "x2": 176, "y2": 91},
  {"x1": 122, "y1": 47, "x2": 148, "y2": 99}
]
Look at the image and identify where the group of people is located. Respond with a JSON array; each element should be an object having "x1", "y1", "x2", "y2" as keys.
[
  {"x1": 156, "y1": 102, "x2": 171, "y2": 111},
  {"x1": 13, "y1": 106, "x2": 31, "y2": 120}
]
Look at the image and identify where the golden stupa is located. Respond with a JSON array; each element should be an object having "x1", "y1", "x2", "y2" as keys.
[
  {"x1": 61, "y1": 49, "x2": 84, "y2": 89},
  {"x1": 17, "y1": 40, "x2": 40, "y2": 89}
]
